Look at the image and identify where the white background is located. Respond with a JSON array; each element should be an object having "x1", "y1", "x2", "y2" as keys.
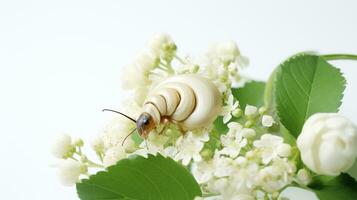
[{"x1": 1, "y1": 0, "x2": 357, "y2": 199}]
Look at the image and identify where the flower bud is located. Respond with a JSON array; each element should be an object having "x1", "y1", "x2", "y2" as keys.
[
  {"x1": 232, "y1": 108, "x2": 243, "y2": 118},
  {"x1": 262, "y1": 115, "x2": 275, "y2": 127},
  {"x1": 296, "y1": 169, "x2": 311, "y2": 185},
  {"x1": 244, "y1": 105, "x2": 258, "y2": 117},
  {"x1": 51, "y1": 134, "x2": 75, "y2": 159},
  {"x1": 73, "y1": 138, "x2": 84, "y2": 147},
  {"x1": 91, "y1": 136, "x2": 104, "y2": 153},
  {"x1": 57, "y1": 159, "x2": 87, "y2": 186},
  {"x1": 297, "y1": 113, "x2": 357, "y2": 176}
]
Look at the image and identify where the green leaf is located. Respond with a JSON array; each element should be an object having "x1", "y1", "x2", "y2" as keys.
[
  {"x1": 275, "y1": 54, "x2": 346, "y2": 137},
  {"x1": 232, "y1": 81, "x2": 266, "y2": 109},
  {"x1": 77, "y1": 154, "x2": 201, "y2": 200},
  {"x1": 214, "y1": 116, "x2": 229, "y2": 134},
  {"x1": 308, "y1": 173, "x2": 357, "y2": 200}
]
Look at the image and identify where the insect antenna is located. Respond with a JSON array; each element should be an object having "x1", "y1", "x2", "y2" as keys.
[
  {"x1": 102, "y1": 109, "x2": 137, "y2": 123},
  {"x1": 121, "y1": 128, "x2": 137, "y2": 146}
]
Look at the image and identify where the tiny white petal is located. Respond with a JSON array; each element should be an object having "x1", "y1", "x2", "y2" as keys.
[
  {"x1": 262, "y1": 115, "x2": 275, "y2": 127},
  {"x1": 51, "y1": 134, "x2": 73, "y2": 159},
  {"x1": 244, "y1": 105, "x2": 257, "y2": 116},
  {"x1": 57, "y1": 159, "x2": 86, "y2": 186}
]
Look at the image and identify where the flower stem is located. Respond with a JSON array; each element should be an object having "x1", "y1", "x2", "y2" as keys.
[
  {"x1": 87, "y1": 160, "x2": 104, "y2": 168},
  {"x1": 322, "y1": 54, "x2": 357, "y2": 61},
  {"x1": 175, "y1": 55, "x2": 186, "y2": 65}
]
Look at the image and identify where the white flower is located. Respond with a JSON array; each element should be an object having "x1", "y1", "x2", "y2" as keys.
[
  {"x1": 161, "y1": 146, "x2": 178, "y2": 158},
  {"x1": 148, "y1": 33, "x2": 176, "y2": 61},
  {"x1": 276, "y1": 143, "x2": 291, "y2": 157},
  {"x1": 231, "y1": 161, "x2": 259, "y2": 191},
  {"x1": 120, "y1": 63, "x2": 151, "y2": 90},
  {"x1": 51, "y1": 134, "x2": 74, "y2": 159},
  {"x1": 255, "y1": 158, "x2": 295, "y2": 193},
  {"x1": 91, "y1": 136, "x2": 104, "y2": 153},
  {"x1": 262, "y1": 115, "x2": 275, "y2": 127},
  {"x1": 297, "y1": 113, "x2": 357, "y2": 176},
  {"x1": 241, "y1": 128, "x2": 256, "y2": 139},
  {"x1": 296, "y1": 169, "x2": 311, "y2": 185},
  {"x1": 213, "y1": 155, "x2": 236, "y2": 177},
  {"x1": 244, "y1": 105, "x2": 257, "y2": 117},
  {"x1": 175, "y1": 132, "x2": 204, "y2": 165},
  {"x1": 209, "y1": 41, "x2": 241, "y2": 63},
  {"x1": 101, "y1": 116, "x2": 136, "y2": 152},
  {"x1": 135, "y1": 52, "x2": 159, "y2": 72},
  {"x1": 103, "y1": 146, "x2": 126, "y2": 167},
  {"x1": 57, "y1": 159, "x2": 86, "y2": 186},
  {"x1": 219, "y1": 122, "x2": 247, "y2": 158},
  {"x1": 134, "y1": 132, "x2": 169, "y2": 157},
  {"x1": 191, "y1": 160, "x2": 215, "y2": 184},
  {"x1": 221, "y1": 94, "x2": 239, "y2": 123},
  {"x1": 253, "y1": 134, "x2": 284, "y2": 164}
]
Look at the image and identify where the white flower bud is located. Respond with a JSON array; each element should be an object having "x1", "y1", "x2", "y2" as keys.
[
  {"x1": 73, "y1": 138, "x2": 84, "y2": 147},
  {"x1": 57, "y1": 159, "x2": 87, "y2": 186},
  {"x1": 258, "y1": 107, "x2": 267, "y2": 115},
  {"x1": 244, "y1": 105, "x2": 258, "y2": 117},
  {"x1": 148, "y1": 33, "x2": 176, "y2": 61},
  {"x1": 136, "y1": 53, "x2": 158, "y2": 72},
  {"x1": 103, "y1": 146, "x2": 126, "y2": 167},
  {"x1": 91, "y1": 136, "x2": 104, "y2": 153},
  {"x1": 297, "y1": 113, "x2": 357, "y2": 176},
  {"x1": 296, "y1": 169, "x2": 311, "y2": 185},
  {"x1": 277, "y1": 143, "x2": 291, "y2": 157},
  {"x1": 232, "y1": 108, "x2": 243, "y2": 118},
  {"x1": 262, "y1": 115, "x2": 275, "y2": 127},
  {"x1": 51, "y1": 134, "x2": 74, "y2": 159},
  {"x1": 215, "y1": 41, "x2": 240, "y2": 63}
]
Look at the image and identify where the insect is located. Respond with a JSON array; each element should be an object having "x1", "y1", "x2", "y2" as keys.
[{"x1": 104, "y1": 74, "x2": 222, "y2": 144}]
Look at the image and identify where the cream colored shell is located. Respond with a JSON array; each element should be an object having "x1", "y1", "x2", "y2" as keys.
[{"x1": 143, "y1": 74, "x2": 222, "y2": 130}]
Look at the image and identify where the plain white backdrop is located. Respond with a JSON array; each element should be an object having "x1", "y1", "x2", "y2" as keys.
[{"x1": 1, "y1": 0, "x2": 357, "y2": 199}]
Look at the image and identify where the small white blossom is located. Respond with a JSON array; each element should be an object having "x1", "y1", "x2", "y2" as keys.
[
  {"x1": 209, "y1": 41, "x2": 241, "y2": 64},
  {"x1": 57, "y1": 159, "x2": 86, "y2": 186},
  {"x1": 241, "y1": 128, "x2": 256, "y2": 139},
  {"x1": 255, "y1": 158, "x2": 295, "y2": 193},
  {"x1": 262, "y1": 115, "x2": 275, "y2": 127},
  {"x1": 101, "y1": 116, "x2": 136, "y2": 153},
  {"x1": 91, "y1": 136, "x2": 104, "y2": 153},
  {"x1": 244, "y1": 105, "x2": 258, "y2": 117},
  {"x1": 276, "y1": 143, "x2": 291, "y2": 157},
  {"x1": 175, "y1": 132, "x2": 204, "y2": 165},
  {"x1": 133, "y1": 132, "x2": 169, "y2": 158},
  {"x1": 191, "y1": 160, "x2": 216, "y2": 184},
  {"x1": 221, "y1": 94, "x2": 239, "y2": 123},
  {"x1": 219, "y1": 122, "x2": 247, "y2": 158},
  {"x1": 51, "y1": 134, "x2": 74, "y2": 159},
  {"x1": 103, "y1": 146, "x2": 126, "y2": 167},
  {"x1": 253, "y1": 134, "x2": 284, "y2": 164},
  {"x1": 296, "y1": 169, "x2": 311, "y2": 185},
  {"x1": 148, "y1": 33, "x2": 176, "y2": 61},
  {"x1": 135, "y1": 52, "x2": 159, "y2": 72}
]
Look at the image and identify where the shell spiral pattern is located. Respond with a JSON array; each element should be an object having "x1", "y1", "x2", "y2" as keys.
[{"x1": 143, "y1": 74, "x2": 222, "y2": 130}]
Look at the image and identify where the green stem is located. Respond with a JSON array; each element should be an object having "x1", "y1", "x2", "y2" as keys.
[
  {"x1": 87, "y1": 160, "x2": 105, "y2": 168},
  {"x1": 175, "y1": 55, "x2": 186, "y2": 65},
  {"x1": 322, "y1": 54, "x2": 357, "y2": 61}
]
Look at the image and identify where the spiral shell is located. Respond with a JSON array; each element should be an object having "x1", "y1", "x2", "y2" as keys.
[{"x1": 143, "y1": 74, "x2": 222, "y2": 130}]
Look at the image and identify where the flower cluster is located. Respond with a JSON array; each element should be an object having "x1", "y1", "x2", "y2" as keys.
[{"x1": 50, "y1": 34, "x2": 357, "y2": 200}]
